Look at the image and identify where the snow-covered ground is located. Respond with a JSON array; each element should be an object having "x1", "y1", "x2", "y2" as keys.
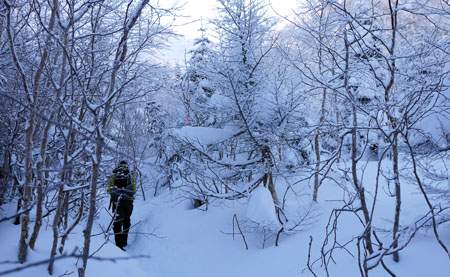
[{"x1": 1, "y1": 160, "x2": 450, "y2": 276}]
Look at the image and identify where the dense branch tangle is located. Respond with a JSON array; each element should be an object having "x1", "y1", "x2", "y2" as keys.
[{"x1": 0, "y1": 0, "x2": 178, "y2": 275}]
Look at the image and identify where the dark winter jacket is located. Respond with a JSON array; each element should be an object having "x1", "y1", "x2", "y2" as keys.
[{"x1": 107, "y1": 166, "x2": 137, "y2": 201}]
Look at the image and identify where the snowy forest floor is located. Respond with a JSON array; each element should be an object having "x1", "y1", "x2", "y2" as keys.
[{"x1": 1, "y1": 160, "x2": 450, "y2": 276}]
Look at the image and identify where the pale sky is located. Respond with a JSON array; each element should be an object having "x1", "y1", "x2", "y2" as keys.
[
  {"x1": 160, "y1": 0, "x2": 299, "y2": 65},
  {"x1": 173, "y1": 0, "x2": 299, "y2": 39}
]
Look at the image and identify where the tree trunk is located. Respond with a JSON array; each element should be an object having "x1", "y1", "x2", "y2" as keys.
[
  {"x1": 0, "y1": 149, "x2": 11, "y2": 205},
  {"x1": 262, "y1": 146, "x2": 279, "y2": 207},
  {"x1": 267, "y1": 172, "x2": 279, "y2": 207},
  {"x1": 18, "y1": 115, "x2": 34, "y2": 264},
  {"x1": 343, "y1": 28, "x2": 374, "y2": 254},
  {"x1": 29, "y1": 119, "x2": 53, "y2": 250},
  {"x1": 386, "y1": 0, "x2": 400, "y2": 262},
  {"x1": 313, "y1": 88, "x2": 327, "y2": 202},
  {"x1": 48, "y1": 178, "x2": 65, "y2": 275},
  {"x1": 31, "y1": 6, "x2": 67, "y2": 249},
  {"x1": 60, "y1": 193, "x2": 84, "y2": 254},
  {"x1": 5, "y1": 0, "x2": 58, "y2": 262},
  {"x1": 28, "y1": 178, "x2": 43, "y2": 250},
  {"x1": 351, "y1": 105, "x2": 374, "y2": 254},
  {"x1": 392, "y1": 132, "x2": 401, "y2": 262},
  {"x1": 78, "y1": 137, "x2": 103, "y2": 277}
]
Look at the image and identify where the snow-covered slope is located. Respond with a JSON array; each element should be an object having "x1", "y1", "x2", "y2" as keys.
[{"x1": 1, "y1": 160, "x2": 450, "y2": 277}]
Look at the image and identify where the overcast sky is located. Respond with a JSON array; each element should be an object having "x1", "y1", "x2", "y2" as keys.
[
  {"x1": 159, "y1": 0, "x2": 299, "y2": 65},
  {"x1": 173, "y1": 0, "x2": 298, "y2": 38}
]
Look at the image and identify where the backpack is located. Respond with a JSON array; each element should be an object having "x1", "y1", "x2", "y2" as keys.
[{"x1": 113, "y1": 168, "x2": 130, "y2": 188}]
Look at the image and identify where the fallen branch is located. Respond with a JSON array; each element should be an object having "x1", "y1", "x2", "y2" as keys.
[
  {"x1": 0, "y1": 248, "x2": 150, "y2": 276},
  {"x1": 233, "y1": 214, "x2": 248, "y2": 250}
]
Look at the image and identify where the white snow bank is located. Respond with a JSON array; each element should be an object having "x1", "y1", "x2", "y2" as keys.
[
  {"x1": 0, "y1": 203, "x2": 147, "y2": 277},
  {"x1": 173, "y1": 126, "x2": 237, "y2": 145},
  {"x1": 246, "y1": 186, "x2": 280, "y2": 227}
]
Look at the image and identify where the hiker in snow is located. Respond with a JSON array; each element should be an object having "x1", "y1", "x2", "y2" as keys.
[{"x1": 107, "y1": 160, "x2": 137, "y2": 250}]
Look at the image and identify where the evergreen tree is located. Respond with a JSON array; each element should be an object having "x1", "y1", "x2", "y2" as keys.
[{"x1": 180, "y1": 27, "x2": 218, "y2": 126}]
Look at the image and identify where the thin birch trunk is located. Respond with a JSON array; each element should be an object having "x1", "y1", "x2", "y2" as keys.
[
  {"x1": 49, "y1": 116, "x2": 74, "y2": 274},
  {"x1": 4, "y1": 0, "x2": 58, "y2": 262},
  {"x1": 29, "y1": 0, "x2": 61, "y2": 250},
  {"x1": 351, "y1": 105, "x2": 374, "y2": 254},
  {"x1": 48, "y1": 173, "x2": 65, "y2": 275},
  {"x1": 262, "y1": 146, "x2": 279, "y2": 207},
  {"x1": 312, "y1": 6, "x2": 327, "y2": 202},
  {"x1": 59, "y1": 192, "x2": 84, "y2": 254},
  {"x1": 78, "y1": 137, "x2": 102, "y2": 277},
  {"x1": 48, "y1": 111, "x2": 73, "y2": 274},
  {"x1": 313, "y1": 88, "x2": 326, "y2": 202},
  {"x1": 343, "y1": 27, "x2": 374, "y2": 254},
  {"x1": 4, "y1": 1, "x2": 33, "y2": 263},
  {"x1": 29, "y1": 108, "x2": 56, "y2": 250},
  {"x1": 0, "y1": 150, "x2": 11, "y2": 205},
  {"x1": 386, "y1": 0, "x2": 400, "y2": 262},
  {"x1": 392, "y1": 133, "x2": 401, "y2": 262}
]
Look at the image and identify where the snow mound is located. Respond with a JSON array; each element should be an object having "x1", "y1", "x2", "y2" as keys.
[
  {"x1": 246, "y1": 186, "x2": 280, "y2": 227},
  {"x1": 173, "y1": 126, "x2": 237, "y2": 145}
]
